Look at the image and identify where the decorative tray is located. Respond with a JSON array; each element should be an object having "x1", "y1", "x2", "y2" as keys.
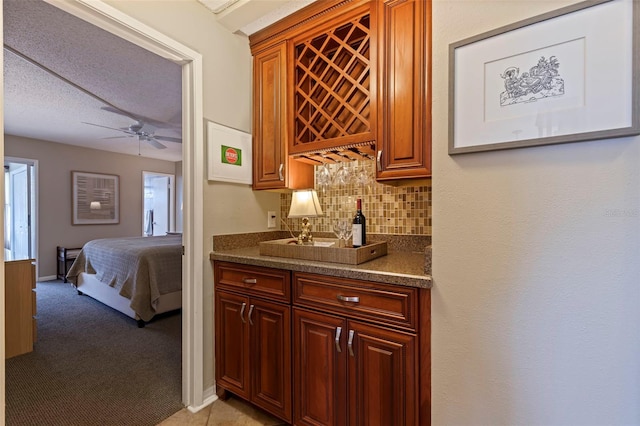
[{"x1": 258, "y1": 238, "x2": 387, "y2": 265}]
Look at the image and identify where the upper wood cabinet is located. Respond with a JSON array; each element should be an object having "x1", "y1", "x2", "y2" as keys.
[
  {"x1": 252, "y1": 42, "x2": 314, "y2": 190},
  {"x1": 376, "y1": 0, "x2": 431, "y2": 180},
  {"x1": 250, "y1": 0, "x2": 431, "y2": 186}
]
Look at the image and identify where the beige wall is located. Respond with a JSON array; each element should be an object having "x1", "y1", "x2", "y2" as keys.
[
  {"x1": 432, "y1": 1, "x2": 640, "y2": 424},
  {"x1": 5, "y1": 135, "x2": 177, "y2": 279},
  {"x1": 104, "y1": 0, "x2": 279, "y2": 391}
]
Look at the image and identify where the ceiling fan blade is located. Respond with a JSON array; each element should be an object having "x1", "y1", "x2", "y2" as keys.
[
  {"x1": 144, "y1": 137, "x2": 167, "y2": 150},
  {"x1": 101, "y1": 106, "x2": 179, "y2": 130},
  {"x1": 82, "y1": 122, "x2": 134, "y2": 135},
  {"x1": 153, "y1": 135, "x2": 182, "y2": 143},
  {"x1": 101, "y1": 136, "x2": 131, "y2": 140}
]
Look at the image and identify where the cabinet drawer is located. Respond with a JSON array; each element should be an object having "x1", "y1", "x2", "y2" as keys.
[
  {"x1": 293, "y1": 272, "x2": 418, "y2": 331},
  {"x1": 215, "y1": 261, "x2": 291, "y2": 303}
]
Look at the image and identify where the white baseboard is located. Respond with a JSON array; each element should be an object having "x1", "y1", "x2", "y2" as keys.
[
  {"x1": 38, "y1": 275, "x2": 58, "y2": 282},
  {"x1": 187, "y1": 386, "x2": 218, "y2": 413}
]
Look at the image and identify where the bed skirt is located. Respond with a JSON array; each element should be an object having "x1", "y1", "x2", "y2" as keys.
[{"x1": 76, "y1": 272, "x2": 182, "y2": 323}]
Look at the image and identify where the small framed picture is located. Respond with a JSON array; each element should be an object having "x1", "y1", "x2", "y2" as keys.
[
  {"x1": 72, "y1": 171, "x2": 119, "y2": 225},
  {"x1": 206, "y1": 120, "x2": 252, "y2": 184},
  {"x1": 449, "y1": 0, "x2": 639, "y2": 154}
]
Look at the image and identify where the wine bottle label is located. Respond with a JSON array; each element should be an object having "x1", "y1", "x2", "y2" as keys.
[{"x1": 352, "y1": 224, "x2": 363, "y2": 246}]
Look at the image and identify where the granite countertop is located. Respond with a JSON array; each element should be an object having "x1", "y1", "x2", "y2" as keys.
[{"x1": 210, "y1": 246, "x2": 432, "y2": 289}]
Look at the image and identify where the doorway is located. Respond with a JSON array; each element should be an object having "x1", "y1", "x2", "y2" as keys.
[
  {"x1": 143, "y1": 171, "x2": 175, "y2": 236},
  {"x1": 4, "y1": 157, "x2": 37, "y2": 265},
  {"x1": 1, "y1": 0, "x2": 206, "y2": 413}
]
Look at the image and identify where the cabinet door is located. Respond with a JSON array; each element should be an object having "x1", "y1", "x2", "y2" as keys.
[
  {"x1": 252, "y1": 42, "x2": 313, "y2": 190},
  {"x1": 377, "y1": 0, "x2": 431, "y2": 180},
  {"x1": 347, "y1": 320, "x2": 418, "y2": 426},
  {"x1": 215, "y1": 291, "x2": 250, "y2": 399},
  {"x1": 294, "y1": 308, "x2": 348, "y2": 426},
  {"x1": 253, "y1": 42, "x2": 287, "y2": 189},
  {"x1": 249, "y1": 299, "x2": 292, "y2": 422}
]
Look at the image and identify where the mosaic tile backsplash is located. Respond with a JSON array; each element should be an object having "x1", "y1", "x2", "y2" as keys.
[{"x1": 281, "y1": 160, "x2": 432, "y2": 236}]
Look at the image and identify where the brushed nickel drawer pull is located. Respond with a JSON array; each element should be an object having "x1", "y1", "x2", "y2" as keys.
[
  {"x1": 335, "y1": 326, "x2": 342, "y2": 353},
  {"x1": 242, "y1": 277, "x2": 257, "y2": 285},
  {"x1": 240, "y1": 302, "x2": 246, "y2": 324},
  {"x1": 278, "y1": 163, "x2": 284, "y2": 181},
  {"x1": 337, "y1": 295, "x2": 359, "y2": 303},
  {"x1": 348, "y1": 329, "x2": 355, "y2": 357},
  {"x1": 248, "y1": 304, "x2": 255, "y2": 326}
]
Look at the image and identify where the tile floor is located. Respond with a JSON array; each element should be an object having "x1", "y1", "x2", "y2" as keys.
[{"x1": 157, "y1": 395, "x2": 287, "y2": 426}]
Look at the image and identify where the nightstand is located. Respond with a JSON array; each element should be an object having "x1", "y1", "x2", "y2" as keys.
[{"x1": 57, "y1": 246, "x2": 82, "y2": 282}]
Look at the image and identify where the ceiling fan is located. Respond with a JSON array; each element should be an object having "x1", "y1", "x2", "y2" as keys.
[{"x1": 82, "y1": 120, "x2": 182, "y2": 150}]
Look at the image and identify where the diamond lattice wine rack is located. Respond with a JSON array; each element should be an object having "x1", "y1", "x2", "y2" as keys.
[{"x1": 291, "y1": 7, "x2": 375, "y2": 158}]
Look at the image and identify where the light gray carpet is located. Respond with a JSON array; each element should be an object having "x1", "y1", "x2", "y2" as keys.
[{"x1": 5, "y1": 280, "x2": 183, "y2": 426}]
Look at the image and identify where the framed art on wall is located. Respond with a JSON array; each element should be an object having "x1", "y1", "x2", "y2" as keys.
[
  {"x1": 449, "y1": 0, "x2": 639, "y2": 154},
  {"x1": 72, "y1": 171, "x2": 119, "y2": 225},
  {"x1": 206, "y1": 120, "x2": 253, "y2": 184}
]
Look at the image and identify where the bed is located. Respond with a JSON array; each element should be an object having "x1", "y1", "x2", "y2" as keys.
[{"x1": 65, "y1": 235, "x2": 182, "y2": 326}]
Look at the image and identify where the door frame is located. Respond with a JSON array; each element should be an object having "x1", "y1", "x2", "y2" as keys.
[{"x1": 4, "y1": 0, "x2": 207, "y2": 413}]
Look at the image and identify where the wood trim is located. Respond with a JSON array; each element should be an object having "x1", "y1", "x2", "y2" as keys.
[
  {"x1": 419, "y1": 288, "x2": 431, "y2": 425},
  {"x1": 249, "y1": 0, "x2": 372, "y2": 53}
]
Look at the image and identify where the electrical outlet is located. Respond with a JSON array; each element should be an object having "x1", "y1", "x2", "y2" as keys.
[{"x1": 267, "y1": 211, "x2": 277, "y2": 228}]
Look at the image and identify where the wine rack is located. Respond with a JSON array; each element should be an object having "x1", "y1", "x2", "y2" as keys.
[{"x1": 292, "y1": 7, "x2": 374, "y2": 153}]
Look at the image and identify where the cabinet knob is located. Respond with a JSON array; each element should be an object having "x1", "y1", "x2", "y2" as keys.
[
  {"x1": 348, "y1": 329, "x2": 355, "y2": 357},
  {"x1": 240, "y1": 302, "x2": 247, "y2": 324},
  {"x1": 335, "y1": 326, "x2": 342, "y2": 353},
  {"x1": 248, "y1": 304, "x2": 255, "y2": 326},
  {"x1": 337, "y1": 295, "x2": 359, "y2": 303}
]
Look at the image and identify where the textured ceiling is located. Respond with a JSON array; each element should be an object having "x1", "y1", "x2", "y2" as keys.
[
  {"x1": 3, "y1": 0, "x2": 184, "y2": 162},
  {"x1": 3, "y1": 0, "x2": 313, "y2": 163}
]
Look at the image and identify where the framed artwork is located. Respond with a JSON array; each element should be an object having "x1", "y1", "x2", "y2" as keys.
[
  {"x1": 449, "y1": 0, "x2": 639, "y2": 154},
  {"x1": 72, "y1": 171, "x2": 119, "y2": 225},
  {"x1": 206, "y1": 120, "x2": 252, "y2": 184}
]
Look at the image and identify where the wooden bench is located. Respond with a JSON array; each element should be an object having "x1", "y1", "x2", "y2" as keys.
[{"x1": 57, "y1": 246, "x2": 82, "y2": 282}]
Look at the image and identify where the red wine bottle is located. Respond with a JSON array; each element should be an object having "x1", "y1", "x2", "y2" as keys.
[{"x1": 352, "y1": 198, "x2": 366, "y2": 247}]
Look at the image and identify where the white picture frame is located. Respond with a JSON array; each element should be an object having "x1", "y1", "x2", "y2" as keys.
[
  {"x1": 206, "y1": 120, "x2": 253, "y2": 184},
  {"x1": 449, "y1": 0, "x2": 639, "y2": 154},
  {"x1": 72, "y1": 171, "x2": 119, "y2": 225}
]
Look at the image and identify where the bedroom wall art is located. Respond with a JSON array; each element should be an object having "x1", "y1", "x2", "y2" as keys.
[
  {"x1": 449, "y1": 0, "x2": 639, "y2": 154},
  {"x1": 72, "y1": 171, "x2": 120, "y2": 225}
]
